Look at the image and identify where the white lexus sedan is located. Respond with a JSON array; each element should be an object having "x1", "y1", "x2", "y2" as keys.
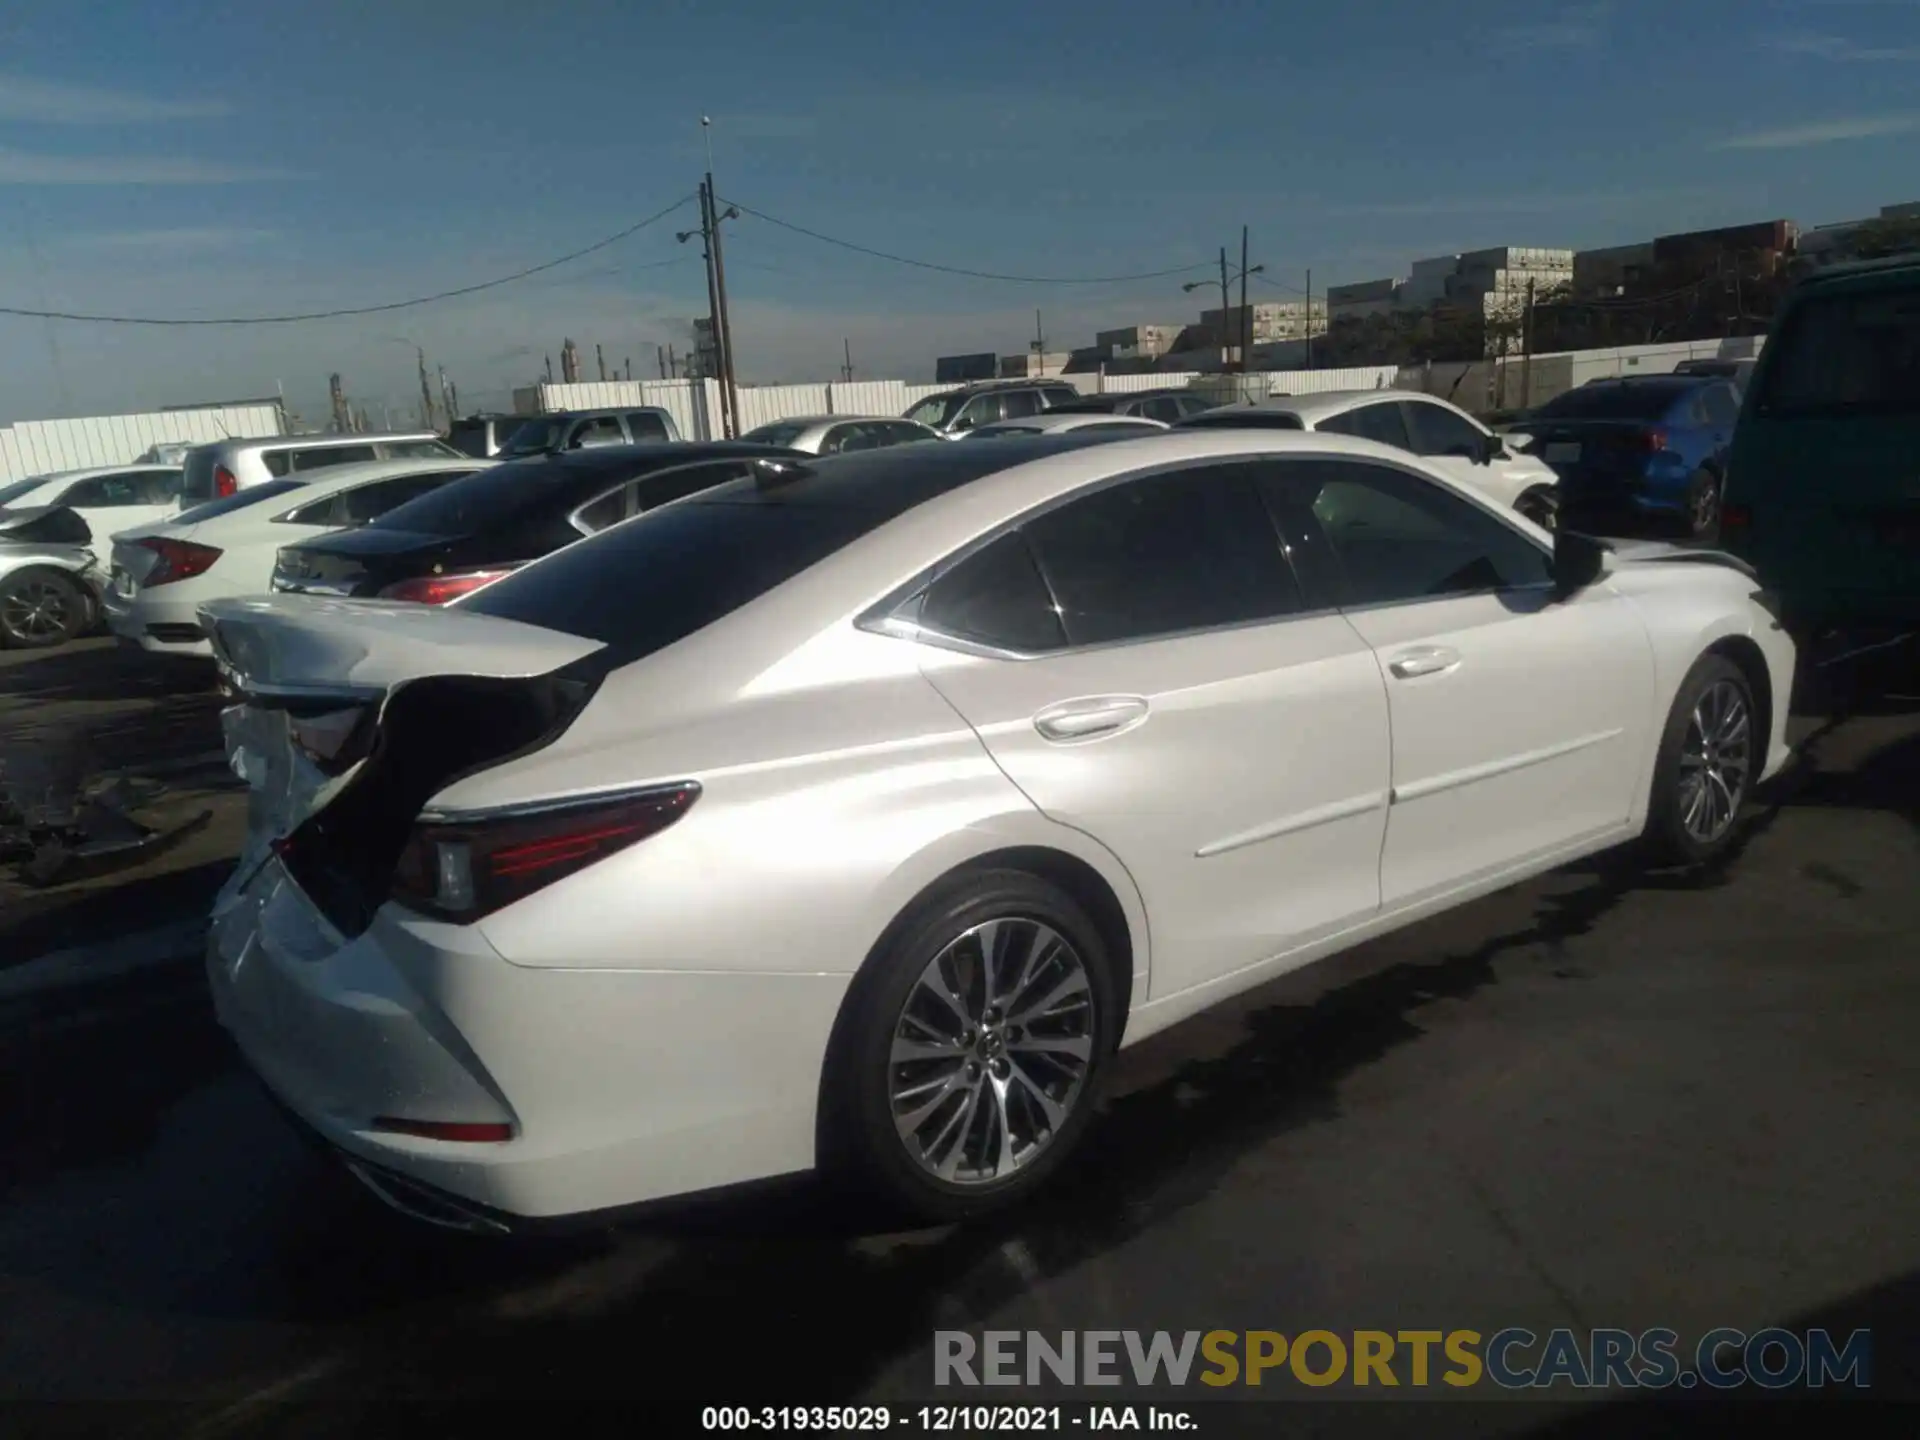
[{"x1": 201, "y1": 429, "x2": 1794, "y2": 1233}]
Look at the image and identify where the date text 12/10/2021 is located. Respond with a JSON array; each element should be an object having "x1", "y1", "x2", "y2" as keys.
[{"x1": 702, "y1": 1406, "x2": 1194, "y2": 1431}]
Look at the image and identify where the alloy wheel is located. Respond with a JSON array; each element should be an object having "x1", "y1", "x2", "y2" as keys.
[
  {"x1": 0, "y1": 579, "x2": 72, "y2": 646},
  {"x1": 1676, "y1": 679, "x2": 1751, "y2": 844},
  {"x1": 888, "y1": 916, "x2": 1097, "y2": 1186}
]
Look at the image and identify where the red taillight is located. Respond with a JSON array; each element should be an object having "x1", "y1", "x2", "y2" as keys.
[
  {"x1": 370, "y1": 1117, "x2": 512, "y2": 1143},
  {"x1": 1609, "y1": 428, "x2": 1667, "y2": 452},
  {"x1": 213, "y1": 464, "x2": 238, "y2": 498},
  {"x1": 1721, "y1": 502, "x2": 1752, "y2": 537},
  {"x1": 390, "y1": 782, "x2": 700, "y2": 921},
  {"x1": 137, "y1": 536, "x2": 222, "y2": 586},
  {"x1": 378, "y1": 568, "x2": 517, "y2": 605}
]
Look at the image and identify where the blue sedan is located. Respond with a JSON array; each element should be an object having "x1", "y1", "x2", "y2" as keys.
[{"x1": 1517, "y1": 375, "x2": 1743, "y2": 538}]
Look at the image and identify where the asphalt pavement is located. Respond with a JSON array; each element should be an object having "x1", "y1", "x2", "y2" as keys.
[{"x1": 1, "y1": 641, "x2": 1916, "y2": 1437}]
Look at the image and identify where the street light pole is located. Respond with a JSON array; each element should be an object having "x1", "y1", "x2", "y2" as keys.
[{"x1": 1238, "y1": 227, "x2": 1250, "y2": 373}]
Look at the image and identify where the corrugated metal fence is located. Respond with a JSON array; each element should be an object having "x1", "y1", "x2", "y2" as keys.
[{"x1": 0, "y1": 404, "x2": 285, "y2": 484}]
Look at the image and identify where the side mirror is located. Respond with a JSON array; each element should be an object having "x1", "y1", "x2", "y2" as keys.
[{"x1": 1551, "y1": 529, "x2": 1610, "y2": 597}]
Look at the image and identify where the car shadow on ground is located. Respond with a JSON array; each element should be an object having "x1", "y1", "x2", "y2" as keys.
[{"x1": 3, "y1": 669, "x2": 1915, "y2": 1426}]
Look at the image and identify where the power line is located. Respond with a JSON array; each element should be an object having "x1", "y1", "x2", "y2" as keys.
[
  {"x1": 719, "y1": 196, "x2": 1209, "y2": 285},
  {"x1": 1251, "y1": 272, "x2": 1311, "y2": 296},
  {"x1": 0, "y1": 194, "x2": 697, "y2": 326}
]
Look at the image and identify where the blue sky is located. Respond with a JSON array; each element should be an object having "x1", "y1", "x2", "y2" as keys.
[{"x1": 1, "y1": 0, "x2": 1917, "y2": 423}]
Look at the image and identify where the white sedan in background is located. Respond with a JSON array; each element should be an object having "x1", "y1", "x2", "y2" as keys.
[
  {"x1": 740, "y1": 415, "x2": 940, "y2": 454},
  {"x1": 105, "y1": 458, "x2": 489, "y2": 657},
  {"x1": 1176, "y1": 389, "x2": 1563, "y2": 529},
  {"x1": 203, "y1": 428, "x2": 1792, "y2": 1233},
  {"x1": 0, "y1": 463, "x2": 184, "y2": 539},
  {"x1": 964, "y1": 412, "x2": 1168, "y2": 439}
]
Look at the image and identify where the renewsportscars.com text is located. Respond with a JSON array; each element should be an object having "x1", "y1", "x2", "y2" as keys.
[{"x1": 934, "y1": 1328, "x2": 1871, "y2": 1390}]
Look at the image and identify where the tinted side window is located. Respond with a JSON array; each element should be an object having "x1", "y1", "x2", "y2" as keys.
[
  {"x1": 279, "y1": 493, "x2": 347, "y2": 526},
  {"x1": 261, "y1": 451, "x2": 293, "y2": 477},
  {"x1": 291, "y1": 445, "x2": 379, "y2": 472},
  {"x1": 956, "y1": 394, "x2": 1002, "y2": 429},
  {"x1": 1703, "y1": 385, "x2": 1739, "y2": 427},
  {"x1": 1318, "y1": 401, "x2": 1413, "y2": 451},
  {"x1": 340, "y1": 470, "x2": 472, "y2": 522},
  {"x1": 1402, "y1": 402, "x2": 1486, "y2": 459},
  {"x1": 1000, "y1": 390, "x2": 1043, "y2": 419},
  {"x1": 1269, "y1": 459, "x2": 1551, "y2": 606},
  {"x1": 1022, "y1": 463, "x2": 1302, "y2": 646},
  {"x1": 919, "y1": 531, "x2": 1066, "y2": 653},
  {"x1": 1140, "y1": 397, "x2": 1182, "y2": 423},
  {"x1": 570, "y1": 416, "x2": 625, "y2": 447},
  {"x1": 819, "y1": 424, "x2": 862, "y2": 454},
  {"x1": 883, "y1": 423, "x2": 932, "y2": 447},
  {"x1": 571, "y1": 486, "x2": 632, "y2": 534},
  {"x1": 1757, "y1": 287, "x2": 1920, "y2": 418},
  {"x1": 380, "y1": 439, "x2": 462, "y2": 460},
  {"x1": 634, "y1": 460, "x2": 751, "y2": 510},
  {"x1": 625, "y1": 412, "x2": 671, "y2": 442}
]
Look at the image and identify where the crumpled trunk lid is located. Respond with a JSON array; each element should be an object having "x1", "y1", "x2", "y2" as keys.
[{"x1": 201, "y1": 595, "x2": 608, "y2": 929}]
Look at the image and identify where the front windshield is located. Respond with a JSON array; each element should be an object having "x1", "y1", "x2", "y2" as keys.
[
  {"x1": 905, "y1": 394, "x2": 966, "y2": 428},
  {"x1": 498, "y1": 418, "x2": 567, "y2": 455}
]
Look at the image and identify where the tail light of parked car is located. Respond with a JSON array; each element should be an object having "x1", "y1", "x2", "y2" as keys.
[
  {"x1": 213, "y1": 464, "x2": 239, "y2": 498},
  {"x1": 1720, "y1": 501, "x2": 1752, "y2": 545},
  {"x1": 1607, "y1": 428, "x2": 1668, "y2": 453},
  {"x1": 135, "y1": 537, "x2": 222, "y2": 586},
  {"x1": 390, "y1": 782, "x2": 701, "y2": 921},
  {"x1": 377, "y1": 568, "x2": 518, "y2": 605}
]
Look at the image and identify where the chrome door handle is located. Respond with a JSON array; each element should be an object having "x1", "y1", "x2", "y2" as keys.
[
  {"x1": 1033, "y1": 695, "x2": 1149, "y2": 742},
  {"x1": 1388, "y1": 646, "x2": 1461, "y2": 679}
]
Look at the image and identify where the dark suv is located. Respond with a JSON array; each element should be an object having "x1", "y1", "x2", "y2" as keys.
[{"x1": 904, "y1": 379, "x2": 1081, "y2": 437}]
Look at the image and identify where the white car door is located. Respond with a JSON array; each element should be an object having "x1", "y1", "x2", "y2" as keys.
[
  {"x1": 1263, "y1": 455, "x2": 1655, "y2": 909},
  {"x1": 908, "y1": 459, "x2": 1392, "y2": 1002},
  {"x1": 1398, "y1": 397, "x2": 1556, "y2": 512}
]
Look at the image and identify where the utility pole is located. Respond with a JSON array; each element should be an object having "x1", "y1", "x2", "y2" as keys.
[
  {"x1": 1218, "y1": 248, "x2": 1232, "y2": 368},
  {"x1": 1238, "y1": 226, "x2": 1250, "y2": 373},
  {"x1": 668, "y1": 343, "x2": 679, "y2": 379},
  {"x1": 1304, "y1": 269, "x2": 1313, "y2": 370},
  {"x1": 596, "y1": 343, "x2": 607, "y2": 382},
  {"x1": 448, "y1": 379, "x2": 460, "y2": 418},
  {"x1": 1520, "y1": 276, "x2": 1537, "y2": 411},
  {"x1": 683, "y1": 177, "x2": 733, "y2": 435},
  {"x1": 544, "y1": 353, "x2": 554, "y2": 384},
  {"x1": 842, "y1": 337, "x2": 854, "y2": 383},
  {"x1": 437, "y1": 365, "x2": 454, "y2": 423},
  {"x1": 328, "y1": 372, "x2": 350, "y2": 432},
  {"x1": 416, "y1": 346, "x2": 436, "y2": 431},
  {"x1": 706, "y1": 163, "x2": 742, "y2": 436},
  {"x1": 624, "y1": 357, "x2": 632, "y2": 381},
  {"x1": 1032, "y1": 309, "x2": 1046, "y2": 372},
  {"x1": 657, "y1": 345, "x2": 667, "y2": 380}
]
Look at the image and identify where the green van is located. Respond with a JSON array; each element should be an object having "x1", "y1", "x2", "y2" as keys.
[{"x1": 1721, "y1": 255, "x2": 1920, "y2": 646}]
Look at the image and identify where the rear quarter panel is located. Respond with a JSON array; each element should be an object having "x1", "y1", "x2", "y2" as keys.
[{"x1": 450, "y1": 625, "x2": 1152, "y2": 994}]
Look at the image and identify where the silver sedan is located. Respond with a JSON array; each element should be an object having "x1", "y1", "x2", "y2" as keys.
[{"x1": 741, "y1": 415, "x2": 940, "y2": 454}]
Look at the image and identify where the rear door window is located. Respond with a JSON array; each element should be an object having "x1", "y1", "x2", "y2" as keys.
[
  {"x1": 338, "y1": 469, "x2": 475, "y2": 522},
  {"x1": 918, "y1": 531, "x2": 1067, "y2": 653},
  {"x1": 378, "y1": 439, "x2": 462, "y2": 459},
  {"x1": 1318, "y1": 401, "x2": 1414, "y2": 451},
  {"x1": 1755, "y1": 286, "x2": 1920, "y2": 418},
  {"x1": 1401, "y1": 401, "x2": 1488, "y2": 459},
  {"x1": 1020, "y1": 462, "x2": 1303, "y2": 646},
  {"x1": 261, "y1": 452, "x2": 293, "y2": 477},
  {"x1": 1000, "y1": 390, "x2": 1043, "y2": 419},
  {"x1": 956, "y1": 393, "x2": 1003, "y2": 430},
  {"x1": 290, "y1": 445, "x2": 379, "y2": 472},
  {"x1": 570, "y1": 416, "x2": 625, "y2": 448},
  {"x1": 624, "y1": 411, "x2": 672, "y2": 442}
]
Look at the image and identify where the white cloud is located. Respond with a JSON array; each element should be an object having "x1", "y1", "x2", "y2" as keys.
[
  {"x1": 1712, "y1": 112, "x2": 1920, "y2": 148},
  {"x1": 1488, "y1": 4, "x2": 1609, "y2": 52},
  {"x1": 1766, "y1": 31, "x2": 1920, "y2": 58},
  {"x1": 0, "y1": 74, "x2": 228, "y2": 123},
  {"x1": 0, "y1": 149, "x2": 288, "y2": 184}
]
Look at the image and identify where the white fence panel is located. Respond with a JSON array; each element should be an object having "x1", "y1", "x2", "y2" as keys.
[
  {"x1": 0, "y1": 404, "x2": 283, "y2": 483},
  {"x1": 1094, "y1": 371, "x2": 1203, "y2": 394},
  {"x1": 825, "y1": 380, "x2": 914, "y2": 417},
  {"x1": 901, "y1": 383, "x2": 946, "y2": 410},
  {"x1": 735, "y1": 385, "x2": 830, "y2": 430},
  {"x1": 1258, "y1": 365, "x2": 1400, "y2": 395}
]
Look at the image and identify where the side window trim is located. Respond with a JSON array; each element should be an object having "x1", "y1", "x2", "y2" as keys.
[{"x1": 858, "y1": 456, "x2": 1316, "y2": 660}]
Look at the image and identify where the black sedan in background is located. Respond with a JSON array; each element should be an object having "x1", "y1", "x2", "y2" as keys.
[{"x1": 270, "y1": 442, "x2": 805, "y2": 604}]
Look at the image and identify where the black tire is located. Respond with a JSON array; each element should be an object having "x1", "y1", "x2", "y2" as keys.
[
  {"x1": 0, "y1": 568, "x2": 86, "y2": 650},
  {"x1": 1516, "y1": 485, "x2": 1559, "y2": 531},
  {"x1": 1683, "y1": 469, "x2": 1721, "y2": 541},
  {"x1": 1641, "y1": 654, "x2": 1756, "y2": 867},
  {"x1": 823, "y1": 868, "x2": 1120, "y2": 1224}
]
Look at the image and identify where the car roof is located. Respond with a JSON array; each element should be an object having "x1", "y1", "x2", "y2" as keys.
[
  {"x1": 747, "y1": 415, "x2": 912, "y2": 430},
  {"x1": 922, "y1": 378, "x2": 1079, "y2": 398},
  {"x1": 202, "y1": 431, "x2": 442, "y2": 457},
  {"x1": 11, "y1": 460, "x2": 182, "y2": 486},
  {"x1": 535, "y1": 405, "x2": 671, "y2": 418},
  {"x1": 1180, "y1": 388, "x2": 1440, "y2": 426},
  {"x1": 220, "y1": 456, "x2": 488, "y2": 502}
]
